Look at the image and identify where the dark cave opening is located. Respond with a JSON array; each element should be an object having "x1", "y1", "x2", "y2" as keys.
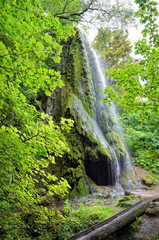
[{"x1": 85, "y1": 160, "x2": 116, "y2": 186}]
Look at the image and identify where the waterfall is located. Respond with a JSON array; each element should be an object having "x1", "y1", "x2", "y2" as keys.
[{"x1": 78, "y1": 27, "x2": 135, "y2": 190}]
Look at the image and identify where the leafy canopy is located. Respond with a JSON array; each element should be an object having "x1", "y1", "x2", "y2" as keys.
[
  {"x1": 121, "y1": 111, "x2": 159, "y2": 173},
  {"x1": 0, "y1": 0, "x2": 75, "y2": 208},
  {"x1": 93, "y1": 27, "x2": 132, "y2": 69},
  {"x1": 103, "y1": 0, "x2": 159, "y2": 116}
]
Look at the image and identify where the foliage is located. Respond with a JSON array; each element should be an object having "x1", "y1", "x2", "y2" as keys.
[
  {"x1": 121, "y1": 111, "x2": 159, "y2": 173},
  {"x1": 42, "y1": 0, "x2": 135, "y2": 28},
  {"x1": 51, "y1": 200, "x2": 116, "y2": 239},
  {"x1": 93, "y1": 27, "x2": 132, "y2": 69},
  {"x1": 0, "y1": 207, "x2": 57, "y2": 240},
  {"x1": 0, "y1": 200, "x2": 117, "y2": 240},
  {"x1": 0, "y1": 212, "x2": 31, "y2": 240},
  {"x1": 101, "y1": 0, "x2": 159, "y2": 174},
  {"x1": 0, "y1": 116, "x2": 73, "y2": 208},
  {"x1": 103, "y1": 0, "x2": 159, "y2": 116},
  {"x1": 0, "y1": 0, "x2": 76, "y2": 209},
  {"x1": 41, "y1": 0, "x2": 83, "y2": 22}
]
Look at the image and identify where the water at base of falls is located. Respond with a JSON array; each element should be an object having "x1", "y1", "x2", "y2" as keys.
[{"x1": 78, "y1": 27, "x2": 135, "y2": 190}]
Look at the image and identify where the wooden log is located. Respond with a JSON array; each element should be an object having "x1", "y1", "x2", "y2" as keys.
[{"x1": 67, "y1": 200, "x2": 150, "y2": 240}]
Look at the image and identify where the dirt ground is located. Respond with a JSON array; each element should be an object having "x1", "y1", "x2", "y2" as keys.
[
  {"x1": 132, "y1": 166, "x2": 159, "y2": 239},
  {"x1": 134, "y1": 214, "x2": 159, "y2": 239},
  {"x1": 132, "y1": 166, "x2": 159, "y2": 200}
]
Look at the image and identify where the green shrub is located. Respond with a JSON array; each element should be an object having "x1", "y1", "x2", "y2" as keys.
[
  {"x1": 0, "y1": 200, "x2": 117, "y2": 240},
  {"x1": 0, "y1": 212, "x2": 30, "y2": 240},
  {"x1": 51, "y1": 201, "x2": 117, "y2": 239},
  {"x1": 0, "y1": 200, "x2": 14, "y2": 211}
]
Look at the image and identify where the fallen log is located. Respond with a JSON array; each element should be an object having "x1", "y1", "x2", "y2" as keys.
[{"x1": 67, "y1": 200, "x2": 150, "y2": 240}]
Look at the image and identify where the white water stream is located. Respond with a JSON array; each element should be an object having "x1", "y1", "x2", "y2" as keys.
[{"x1": 79, "y1": 27, "x2": 135, "y2": 189}]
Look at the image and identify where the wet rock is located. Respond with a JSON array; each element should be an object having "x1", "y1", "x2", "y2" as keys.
[
  {"x1": 91, "y1": 192, "x2": 110, "y2": 199},
  {"x1": 152, "y1": 197, "x2": 159, "y2": 202},
  {"x1": 141, "y1": 186, "x2": 148, "y2": 190},
  {"x1": 145, "y1": 208, "x2": 159, "y2": 216},
  {"x1": 149, "y1": 202, "x2": 159, "y2": 208},
  {"x1": 125, "y1": 190, "x2": 131, "y2": 196}
]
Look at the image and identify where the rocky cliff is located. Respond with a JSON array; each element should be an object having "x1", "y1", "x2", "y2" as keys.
[{"x1": 43, "y1": 30, "x2": 135, "y2": 197}]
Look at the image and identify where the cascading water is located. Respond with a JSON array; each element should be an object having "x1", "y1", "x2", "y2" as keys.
[{"x1": 78, "y1": 27, "x2": 135, "y2": 190}]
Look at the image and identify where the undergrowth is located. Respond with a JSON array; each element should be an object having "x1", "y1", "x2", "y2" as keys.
[{"x1": 0, "y1": 199, "x2": 117, "y2": 240}]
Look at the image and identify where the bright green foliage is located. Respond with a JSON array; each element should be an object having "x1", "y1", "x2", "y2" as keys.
[
  {"x1": 102, "y1": 0, "x2": 159, "y2": 174},
  {"x1": 0, "y1": 206, "x2": 56, "y2": 239},
  {"x1": 0, "y1": 0, "x2": 75, "y2": 208},
  {"x1": 0, "y1": 200, "x2": 116, "y2": 239},
  {"x1": 42, "y1": 0, "x2": 82, "y2": 22},
  {"x1": 103, "y1": 0, "x2": 159, "y2": 116},
  {"x1": 0, "y1": 115, "x2": 73, "y2": 208},
  {"x1": 93, "y1": 27, "x2": 132, "y2": 69},
  {"x1": 103, "y1": 63, "x2": 142, "y2": 111},
  {"x1": 121, "y1": 111, "x2": 159, "y2": 173},
  {"x1": 51, "y1": 200, "x2": 116, "y2": 239}
]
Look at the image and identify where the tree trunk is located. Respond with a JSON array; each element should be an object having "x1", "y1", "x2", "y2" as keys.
[{"x1": 67, "y1": 200, "x2": 150, "y2": 240}]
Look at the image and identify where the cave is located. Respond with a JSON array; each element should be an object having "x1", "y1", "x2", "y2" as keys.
[{"x1": 85, "y1": 160, "x2": 116, "y2": 186}]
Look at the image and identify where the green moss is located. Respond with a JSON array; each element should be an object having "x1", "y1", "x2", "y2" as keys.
[
  {"x1": 103, "y1": 121, "x2": 109, "y2": 133},
  {"x1": 120, "y1": 171, "x2": 137, "y2": 189},
  {"x1": 85, "y1": 146, "x2": 98, "y2": 159},
  {"x1": 77, "y1": 178, "x2": 89, "y2": 196},
  {"x1": 96, "y1": 138, "x2": 111, "y2": 157},
  {"x1": 108, "y1": 112, "x2": 117, "y2": 126},
  {"x1": 86, "y1": 129, "x2": 96, "y2": 143},
  {"x1": 112, "y1": 131, "x2": 125, "y2": 157},
  {"x1": 52, "y1": 30, "x2": 130, "y2": 198},
  {"x1": 117, "y1": 194, "x2": 141, "y2": 208},
  {"x1": 106, "y1": 130, "x2": 118, "y2": 143},
  {"x1": 142, "y1": 175, "x2": 154, "y2": 186},
  {"x1": 69, "y1": 162, "x2": 89, "y2": 198},
  {"x1": 70, "y1": 187, "x2": 78, "y2": 198},
  {"x1": 64, "y1": 33, "x2": 96, "y2": 118},
  {"x1": 61, "y1": 82, "x2": 74, "y2": 116},
  {"x1": 85, "y1": 175, "x2": 105, "y2": 193}
]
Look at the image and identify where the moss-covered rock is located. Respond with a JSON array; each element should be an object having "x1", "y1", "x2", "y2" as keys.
[
  {"x1": 145, "y1": 207, "x2": 159, "y2": 216},
  {"x1": 142, "y1": 176, "x2": 154, "y2": 186},
  {"x1": 117, "y1": 194, "x2": 141, "y2": 208},
  {"x1": 43, "y1": 29, "x2": 135, "y2": 197},
  {"x1": 145, "y1": 201, "x2": 159, "y2": 216}
]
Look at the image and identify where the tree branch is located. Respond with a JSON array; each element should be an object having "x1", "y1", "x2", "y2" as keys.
[{"x1": 54, "y1": 0, "x2": 95, "y2": 20}]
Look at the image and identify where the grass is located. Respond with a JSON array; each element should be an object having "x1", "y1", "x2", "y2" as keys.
[
  {"x1": 57, "y1": 201, "x2": 118, "y2": 239},
  {"x1": 75, "y1": 204, "x2": 117, "y2": 221}
]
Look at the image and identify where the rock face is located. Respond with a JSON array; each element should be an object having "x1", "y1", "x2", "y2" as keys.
[{"x1": 43, "y1": 30, "x2": 135, "y2": 197}]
